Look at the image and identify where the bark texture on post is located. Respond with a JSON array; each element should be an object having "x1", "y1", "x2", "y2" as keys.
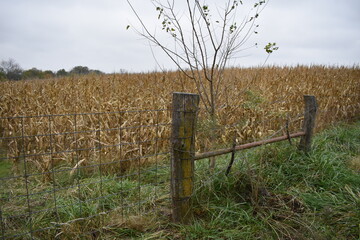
[
  {"x1": 299, "y1": 95, "x2": 318, "y2": 152},
  {"x1": 171, "y1": 92, "x2": 199, "y2": 223}
]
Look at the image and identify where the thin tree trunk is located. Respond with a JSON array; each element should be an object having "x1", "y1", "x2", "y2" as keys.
[{"x1": 208, "y1": 104, "x2": 217, "y2": 171}]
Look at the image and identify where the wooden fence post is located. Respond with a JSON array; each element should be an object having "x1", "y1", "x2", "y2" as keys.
[
  {"x1": 299, "y1": 95, "x2": 318, "y2": 152},
  {"x1": 171, "y1": 92, "x2": 199, "y2": 223}
]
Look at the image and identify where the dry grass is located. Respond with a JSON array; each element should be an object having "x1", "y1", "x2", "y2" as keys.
[
  {"x1": 0, "y1": 65, "x2": 359, "y2": 174},
  {"x1": 349, "y1": 155, "x2": 360, "y2": 172}
]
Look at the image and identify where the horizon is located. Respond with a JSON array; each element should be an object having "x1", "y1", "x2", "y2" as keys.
[
  {"x1": 0, "y1": 0, "x2": 359, "y2": 74},
  {"x1": 2, "y1": 62, "x2": 359, "y2": 78}
]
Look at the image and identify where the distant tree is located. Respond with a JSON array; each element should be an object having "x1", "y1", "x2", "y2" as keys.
[
  {"x1": 90, "y1": 69, "x2": 104, "y2": 75},
  {"x1": 43, "y1": 70, "x2": 55, "y2": 78},
  {"x1": 0, "y1": 68, "x2": 6, "y2": 81},
  {"x1": 56, "y1": 69, "x2": 68, "y2": 77},
  {"x1": 70, "y1": 66, "x2": 90, "y2": 75},
  {"x1": 119, "y1": 69, "x2": 128, "y2": 74},
  {"x1": 0, "y1": 58, "x2": 22, "y2": 80},
  {"x1": 22, "y1": 68, "x2": 43, "y2": 80}
]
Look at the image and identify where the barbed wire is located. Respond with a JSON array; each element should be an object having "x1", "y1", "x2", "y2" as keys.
[
  {"x1": 195, "y1": 107, "x2": 304, "y2": 139},
  {"x1": 194, "y1": 94, "x2": 306, "y2": 133},
  {"x1": 196, "y1": 100, "x2": 360, "y2": 137},
  {"x1": 214, "y1": 93, "x2": 298, "y2": 110},
  {"x1": 315, "y1": 93, "x2": 360, "y2": 98}
]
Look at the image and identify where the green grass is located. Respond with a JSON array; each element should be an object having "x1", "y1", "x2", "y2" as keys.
[
  {"x1": 0, "y1": 148, "x2": 12, "y2": 178},
  {"x1": 0, "y1": 162, "x2": 171, "y2": 239},
  {"x1": 1, "y1": 121, "x2": 359, "y2": 239},
  {"x1": 176, "y1": 121, "x2": 360, "y2": 240},
  {"x1": 0, "y1": 159, "x2": 11, "y2": 178}
]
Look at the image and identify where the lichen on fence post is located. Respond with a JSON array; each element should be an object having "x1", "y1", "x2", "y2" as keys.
[
  {"x1": 171, "y1": 92, "x2": 199, "y2": 223},
  {"x1": 299, "y1": 95, "x2": 318, "y2": 152}
]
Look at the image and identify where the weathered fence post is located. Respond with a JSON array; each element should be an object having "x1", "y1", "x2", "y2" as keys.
[
  {"x1": 171, "y1": 92, "x2": 199, "y2": 223},
  {"x1": 299, "y1": 95, "x2": 318, "y2": 152}
]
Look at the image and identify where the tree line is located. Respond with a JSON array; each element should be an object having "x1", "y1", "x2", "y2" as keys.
[{"x1": 0, "y1": 58, "x2": 104, "y2": 81}]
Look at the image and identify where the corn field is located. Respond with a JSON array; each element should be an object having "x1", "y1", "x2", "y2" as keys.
[{"x1": 1, "y1": 65, "x2": 359, "y2": 174}]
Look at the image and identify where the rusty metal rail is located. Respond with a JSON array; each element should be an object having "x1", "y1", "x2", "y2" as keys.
[{"x1": 194, "y1": 131, "x2": 306, "y2": 161}]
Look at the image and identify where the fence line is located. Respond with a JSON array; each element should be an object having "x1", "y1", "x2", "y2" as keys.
[
  {"x1": 0, "y1": 108, "x2": 172, "y2": 239},
  {"x1": 1, "y1": 92, "x2": 359, "y2": 237}
]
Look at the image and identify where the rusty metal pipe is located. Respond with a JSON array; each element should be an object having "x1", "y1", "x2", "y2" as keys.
[{"x1": 194, "y1": 132, "x2": 305, "y2": 161}]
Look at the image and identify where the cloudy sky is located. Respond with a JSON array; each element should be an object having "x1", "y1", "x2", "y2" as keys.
[{"x1": 0, "y1": 0, "x2": 359, "y2": 73}]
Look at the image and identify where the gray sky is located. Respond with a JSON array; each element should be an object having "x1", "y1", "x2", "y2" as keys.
[{"x1": 0, "y1": 0, "x2": 359, "y2": 73}]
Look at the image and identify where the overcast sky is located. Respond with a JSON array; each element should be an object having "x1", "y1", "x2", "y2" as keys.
[{"x1": 0, "y1": 0, "x2": 359, "y2": 73}]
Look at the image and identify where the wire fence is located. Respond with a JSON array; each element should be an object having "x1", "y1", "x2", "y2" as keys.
[
  {"x1": 1, "y1": 93, "x2": 359, "y2": 238},
  {"x1": 0, "y1": 109, "x2": 172, "y2": 239}
]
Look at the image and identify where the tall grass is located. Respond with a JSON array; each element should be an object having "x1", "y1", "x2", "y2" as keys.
[{"x1": 176, "y1": 121, "x2": 360, "y2": 239}]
